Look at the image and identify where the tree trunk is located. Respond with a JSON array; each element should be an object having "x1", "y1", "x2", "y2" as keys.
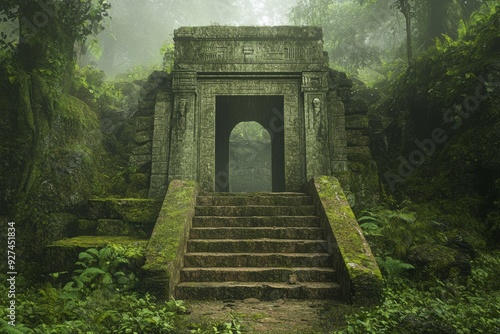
[
  {"x1": 399, "y1": 0, "x2": 413, "y2": 64},
  {"x1": 14, "y1": 1, "x2": 79, "y2": 199}
]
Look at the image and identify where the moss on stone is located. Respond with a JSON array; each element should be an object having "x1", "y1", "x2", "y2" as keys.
[
  {"x1": 408, "y1": 243, "x2": 472, "y2": 280},
  {"x1": 142, "y1": 180, "x2": 198, "y2": 299},
  {"x1": 108, "y1": 198, "x2": 161, "y2": 223},
  {"x1": 87, "y1": 198, "x2": 161, "y2": 224},
  {"x1": 41, "y1": 213, "x2": 79, "y2": 244},
  {"x1": 309, "y1": 176, "x2": 382, "y2": 305},
  {"x1": 345, "y1": 115, "x2": 369, "y2": 129},
  {"x1": 96, "y1": 219, "x2": 128, "y2": 236},
  {"x1": 44, "y1": 236, "x2": 148, "y2": 275},
  {"x1": 48, "y1": 235, "x2": 148, "y2": 248},
  {"x1": 126, "y1": 173, "x2": 149, "y2": 198},
  {"x1": 77, "y1": 219, "x2": 97, "y2": 235}
]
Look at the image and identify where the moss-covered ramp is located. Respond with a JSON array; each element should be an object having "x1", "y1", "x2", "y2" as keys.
[{"x1": 307, "y1": 176, "x2": 382, "y2": 305}]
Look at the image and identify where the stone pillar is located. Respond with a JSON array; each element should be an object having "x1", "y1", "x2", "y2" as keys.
[
  {"x1": 302, "y1": 72, "x2": 330, "y2": 179},
  {"x1": 327, "y1": 90, "x2": 348, "y2": 173},
  {"x1": 149, "y1": 91, "x2": 173, "y2": 198},
  {"x1": 169, "y1": 71, "x2": 198, "y2": 181}
]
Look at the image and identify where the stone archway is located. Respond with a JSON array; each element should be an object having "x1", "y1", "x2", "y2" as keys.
[
  {"x1": 229, "y1": 121, "x2": 272, "y2": 192},
  {"x1": 215, "y1": 95, "x2": 285, "y2": 192}
]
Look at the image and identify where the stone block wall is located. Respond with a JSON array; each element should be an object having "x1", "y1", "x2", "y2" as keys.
[
  {"x1": 339, "y1": 82, "x2": 380, "y2": 210},
  {"x1": 128, "y1": 71, "x2": 171, "y2": 198}
]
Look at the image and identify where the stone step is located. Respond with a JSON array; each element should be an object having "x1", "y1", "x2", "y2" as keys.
[
  {"x1": 180, "y1": 267, "x2": 337, "y2": 283},
  {"x1": 175, "y1": 281, "x2": 341, "y2": 300},
  {"x1": 197, "y1": 195, "x2": 312, "y2": 207},
  {"x1": 195, "y1": 205, "x2": 316, "y2": 217},
  {"x1": 187, "y1": 239, "x2": 328, "y2": 253},
  {"x1": 44, "y1": 236, "x2": 148, "y2": 275},
  {"x1": 192, "y1": 216, "x2": 320, "y2": 228},
  {"x1": 189, "y1": 227, "x2": 324, "y2": 240},
  {"x1": 184, "y1": 253, "x2": 333, "y2": 267},
  {"x1": 96, "y1": 219, "x2": 149, "y2": 238},
  {"x1": 198, "y1": 192, "x2": 308, "y2": 197}
]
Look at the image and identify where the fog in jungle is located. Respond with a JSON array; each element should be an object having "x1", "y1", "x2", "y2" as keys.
[{"x1": 90, "y1": 0, "x2": 298, "y2": 76}]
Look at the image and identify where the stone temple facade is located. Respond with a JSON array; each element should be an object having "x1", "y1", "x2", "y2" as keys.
[{"x1": 130, "y1": 26, "x2": 355, "y2": 198}]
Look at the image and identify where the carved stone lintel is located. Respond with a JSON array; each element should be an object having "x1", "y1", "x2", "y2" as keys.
[
  {"x1": 172, "y1": 71, "x2": 197, "y2": 92},
  {"x1": 302, "y1": 72, "x2": 329, "y2": 93}
]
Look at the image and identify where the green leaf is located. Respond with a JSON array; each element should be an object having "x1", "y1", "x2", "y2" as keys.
[
  {"x1": 102, "y1": 272, "x2": 113, "y2": 284},
  {"x1": 458, "y1": 19, "x2": 467, "y2": 39},
  {"x1": 85, "y1": 248, "x2": 99, "y2": 257}
]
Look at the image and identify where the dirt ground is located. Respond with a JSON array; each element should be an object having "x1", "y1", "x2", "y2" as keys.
[{"x1": 187, "y1": 299, "x2": 356, "y2": 334}]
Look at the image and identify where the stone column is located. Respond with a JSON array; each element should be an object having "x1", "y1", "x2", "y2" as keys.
[
  {"x1": 169, "y1": 71, "x2": 198, "y2": 181},
  {"x1": 302, "y1": 71, "x2": 330, "y2": 179},
  {"x1": 149, "y1": 91, "x2": 173, "y2": 198},
  {"x1": 327, "y1": 90, "x2": 348, "y2": 172}
]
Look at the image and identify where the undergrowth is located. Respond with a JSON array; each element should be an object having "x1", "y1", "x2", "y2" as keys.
[
  {"x1": 335, "y1": 251, "x2": 500, "y2": 334},
  {"x1": 0, "y1": 245, "x2": 242, "y2": 334}
]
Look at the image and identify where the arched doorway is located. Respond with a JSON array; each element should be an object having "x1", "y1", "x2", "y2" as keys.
[
  {"x1": 229, "y1": 122, "x2": 272, "y2": 192},
  {"x1": 215, "y1": 95, "x2": 285, "y2": 192}
]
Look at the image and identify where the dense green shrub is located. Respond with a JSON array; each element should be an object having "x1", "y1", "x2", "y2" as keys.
[
  {"x1": 336, "y1": 252, "x2": 500, "y2": 334},
  {"x1": 0, "y1": 245, "x2": 243, "y2": 333}
]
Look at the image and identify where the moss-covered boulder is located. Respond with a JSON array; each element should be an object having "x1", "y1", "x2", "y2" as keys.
[{"x1": 407, "y1": 243, "x2": 472, "y2": 280}]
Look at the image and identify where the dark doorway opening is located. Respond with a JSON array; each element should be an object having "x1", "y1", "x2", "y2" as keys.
[{"x1": 215, "y1": 95, "x2": 285, "y2": 192}]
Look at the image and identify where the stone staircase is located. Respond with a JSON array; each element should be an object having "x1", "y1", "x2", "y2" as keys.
[{"x1": 175, "y1": 192, "x2": 341, "y2": 300}]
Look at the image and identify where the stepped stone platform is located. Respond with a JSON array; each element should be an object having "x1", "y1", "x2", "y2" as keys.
[
  {"x1": 175, "y1": 192, "x2": 341, "y2": 300},
  {"x1": 43, "y1": 198, "x2": 160, "y2": 276}
]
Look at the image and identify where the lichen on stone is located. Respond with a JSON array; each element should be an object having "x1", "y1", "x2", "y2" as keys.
[{"x1": 309, "y1": 176, "x2": 383, "y2": 305}]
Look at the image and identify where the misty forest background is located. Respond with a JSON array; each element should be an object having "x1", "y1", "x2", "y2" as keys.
[{"x1": 0, "y1": 0, "x2": 499, "y2": 333}]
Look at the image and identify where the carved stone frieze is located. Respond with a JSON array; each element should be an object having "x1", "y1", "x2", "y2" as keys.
[{"x1": 174, "y1": 26, "x2": 326, "y2": 72}]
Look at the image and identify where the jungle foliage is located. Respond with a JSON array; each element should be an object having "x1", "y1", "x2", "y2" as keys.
[
  {"x1": 289, "y1": 1, "x2": 499, "y2": 332},
  {"x1": 335, "y1": 252, "x2": 500, "y2": 333},
  {"x1": 0, "y1": 245, "x2": 243, "y2": 333},
  {"x1": 0, "y1": 0, "x2": 499, "y2": 333},
  {"x1": 290, "y1": 0, "x2": 487, "y2": 80}
]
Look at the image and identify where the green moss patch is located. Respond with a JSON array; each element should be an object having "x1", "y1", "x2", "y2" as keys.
[
  {"x1": 87, "y1": 198, "x2": 161, "y2": 223},
  {"x1": 142, "y1": 180, "x2": 198, "y2": 299},
  {"x1": 309, "y1": 176, "x2": 383, "y2": 305},
  {"x1": 44, "y1": 236, "x2": 147, "y2": 275}
]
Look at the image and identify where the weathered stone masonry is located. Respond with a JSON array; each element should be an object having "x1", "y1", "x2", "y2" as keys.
[{"x1": 129, "y1": 26, "x2": 356, "y2": 197}]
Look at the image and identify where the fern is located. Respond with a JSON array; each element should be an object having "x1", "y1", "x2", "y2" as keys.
[
  {"x1": 86, "y1": 38, "x2": 103, "y2": 60},
  {"x1": 358, "y1": 208, "x2": 418, "y2": 258},
  {"x1": 377, "y1": 256, "x2": 415, "y2": 278}
]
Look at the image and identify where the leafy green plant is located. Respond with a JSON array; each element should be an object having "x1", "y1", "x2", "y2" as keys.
[
  {"x1": 114, "y1": 63, "x2": 162, "y2": 82},
  {"x1": 359, "y1": 208, "x2": 417, "y2": 258},
  {"x1": 376, "y1": 256, "x2": 414, "y2": 278},
  {"x1": 208, "y1": 315, "x2": 242, "y2": 334},
  {"x1": 72, "y1": 64, "x2": 124, "y2": 110},
  {"x1": 161, "y1": 42, "x2": 175, "y2": 73},
  {"x1": 335, "y1": 252, "x2": 500, "y2": 334},
  {"x1": 0, "y1": 319, "x2": 34, "y2": 334},
  {"x1": 65, "y1": 245, "x2": 139, "y2": 293}
]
